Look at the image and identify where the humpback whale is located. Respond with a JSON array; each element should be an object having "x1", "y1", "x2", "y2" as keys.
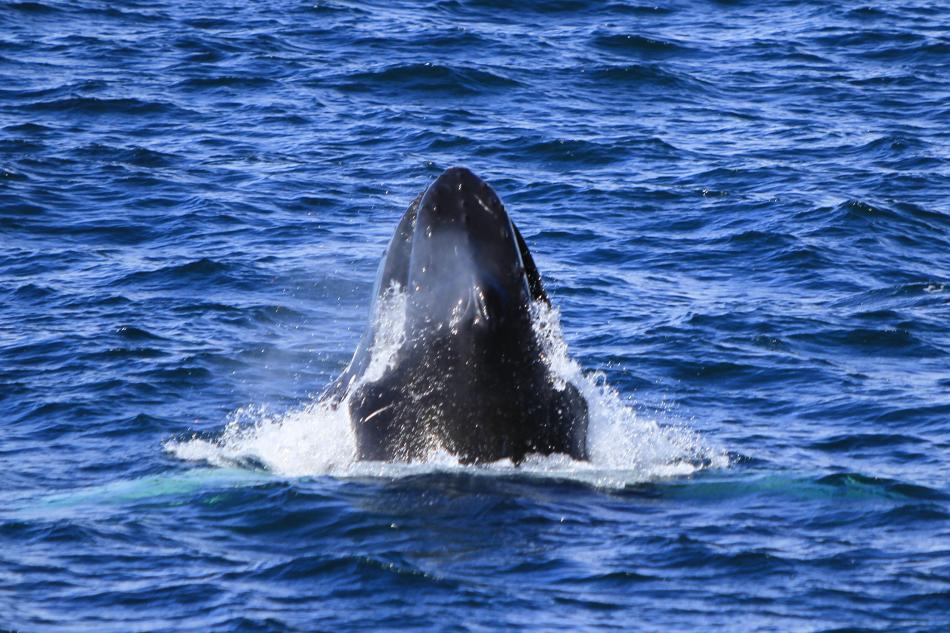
[{"x1": 326, "y1": 167, "x2": 588, "y2": 464}]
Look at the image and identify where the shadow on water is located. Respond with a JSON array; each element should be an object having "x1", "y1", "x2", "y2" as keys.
[{"x1": 9, "y1": 460, "x2": 944, "y2": 525}]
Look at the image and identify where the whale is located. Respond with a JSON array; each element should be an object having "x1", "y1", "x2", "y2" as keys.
[{"x1": 325, "y1": 167, "x2": 589, "y2": 464}]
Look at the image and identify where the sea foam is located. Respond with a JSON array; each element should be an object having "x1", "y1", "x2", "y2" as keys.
[{"x1": 166, "y1": 290, "x2": 727, "y2": 487}]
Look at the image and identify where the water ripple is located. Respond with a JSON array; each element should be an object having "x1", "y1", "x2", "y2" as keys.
[{"x1": 1, "y1": 0, "x2": 948, "y2": 631}]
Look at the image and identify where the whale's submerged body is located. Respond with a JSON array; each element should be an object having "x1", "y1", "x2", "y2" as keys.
[{"x1": 326, "y1": 167, "x2": 588, "y2": 464}]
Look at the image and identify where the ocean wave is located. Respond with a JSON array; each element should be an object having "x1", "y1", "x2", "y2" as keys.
[
  {"x1": 336, "y1": 62, "x2": 521, "y2": 95},
  {"x1": 587, "y1": 63, "x2": 708, "y2": 90},
  {"x1": 591, "y1": 32, "x2": 692, "y2": 56},
  {"x1": 26, "y1": 96, "x2": 192, "y2": 117}
]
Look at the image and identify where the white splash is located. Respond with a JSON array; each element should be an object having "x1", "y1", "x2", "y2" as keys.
[
  {"x1": 529, "y1": 301, "x2": 727, "y2": 482},
  {"x1": 168, "y1": 402, "x2": 355, "y2": 477},
  {"x1": 361, "y1": 283, "x2": 407, "y2": 383},
  {"x1": 166, "y1": 290, "x2": 727, "y2": 487}
]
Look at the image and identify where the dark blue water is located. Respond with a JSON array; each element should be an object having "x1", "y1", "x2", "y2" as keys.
[{"x1": 2, "y1": 0, "x2": 949, "y2": 630}]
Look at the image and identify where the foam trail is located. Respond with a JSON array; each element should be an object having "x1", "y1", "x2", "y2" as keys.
[{"x1": 167, "y1": 291, "x2": 727, "y2": 487}]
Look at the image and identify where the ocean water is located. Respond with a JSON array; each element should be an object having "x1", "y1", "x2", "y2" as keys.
[{"x1": 2, "y1": 0, "x2": 949, "y2": 630}]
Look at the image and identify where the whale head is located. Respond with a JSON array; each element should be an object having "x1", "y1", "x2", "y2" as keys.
[
  {"x1": 404, "y1": 167, "x2": 533, "y2": 335},
  {"x1": 323, "y1": 166, "x2": 588, "y2": 464}
]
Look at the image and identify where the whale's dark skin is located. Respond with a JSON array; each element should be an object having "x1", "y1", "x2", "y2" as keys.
[{"x1": 325, "y1": 167, "x2": 588, "y2": 464}]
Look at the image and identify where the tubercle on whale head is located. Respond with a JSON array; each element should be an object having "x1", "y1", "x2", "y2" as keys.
[{"x1": 404, "y1": 167, "x2": 533, "y2": 332}]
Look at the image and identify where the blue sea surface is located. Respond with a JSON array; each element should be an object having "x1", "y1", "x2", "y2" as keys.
[{"x1": 2, "y1": 0, "x2": 949, "y2": 631}]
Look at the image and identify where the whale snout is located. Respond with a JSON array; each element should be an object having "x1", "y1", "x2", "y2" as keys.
[
  {"x1": 408, "y1": 167, "x2": 530, "y2": 330},
  {"x1": 420, "y1": 166, "x2": 507, "y2": 228}
]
